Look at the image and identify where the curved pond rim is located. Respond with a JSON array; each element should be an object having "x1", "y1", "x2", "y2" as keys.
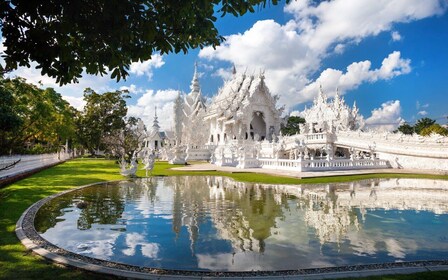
[{"x1": 16, "y1": 178, "x2": 448, "y2": 279}]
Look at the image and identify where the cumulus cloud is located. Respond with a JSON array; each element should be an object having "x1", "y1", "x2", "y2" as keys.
[
  {"x1": 365, "y1": 100, "x2": 404, "y2": 131},
  {"x1": 212, "y1": 67, "x2": 234, "y2": 81},
  {"x1": 199, "y1": 0, "x2": 446, "y2": 108},
  {"x1": 391, "y1": 31, "x2": 402, "y2": 41},
  {"x1": 129, "y1": 54, "x2": 165, "y2": 80},
  {"x1": 299, "y1": 51, "x2": 411, "y2": 103},
  {"x1": 127, "y1": 89, "x2": 180, "y2": 131},
  {"x1": 285, "y1": 0, "x2": 445, "y2": 52}
]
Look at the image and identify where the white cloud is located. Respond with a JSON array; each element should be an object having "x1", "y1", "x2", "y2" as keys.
[
  {"x1": 365, "y1": 100, "x2": 403, "y2": 131},
  {"x1": 285, "y1": 0, "x2": 445, "y2": 52},
  {"x1": 129, "y1": 54, "x2": 165, "y2": 80},
  {"x1": 299, "y1": 51, "x2": 411, "y2": 104},
  {"x1": 4, "y1": 62, "x2": 114, "y2": 109},
  {"x1": 289, "y1": 111, "x2": 301, "y2": 117},
  {"x1": 334, "y1": 43, "x2": 345, "y2": 54},
  {"x1": 120, "y1": 84, "x2": 142, "y2": 94},
  {"x1": 127, "y1": 89, "x2": 180, "y2": 130},
  {"x1": 418, "y1": 110, "x2": 428, "y2": 116},
  {"x1": 416, "y1": 101, "x2": 429, "y2": 109},
  {"x1": 212, "y1": 67, "x2": 234, "y2": 81},
  {"x1": 200, "y1": 63, "x2": 215, "y2": 71},
  {"x1": 62, "y1": 95, "x2": 86, "y2": 111},
  {"x1": 0, "y1": 37, "x2": 6, "y2": 64},
  {"x1": 199, "y1": 0, "x2": 445, "y2": 109},
  {"x1": 391, "y1": 31, "x2": 402, "y2": 41}
]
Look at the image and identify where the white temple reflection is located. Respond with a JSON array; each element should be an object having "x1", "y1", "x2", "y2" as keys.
[
  {"x1": 37, "y1": 176, "x2": 448, "y2": 271},
  {"x1": 159, "y1": 177, "x2": 448, "y2": 255}
]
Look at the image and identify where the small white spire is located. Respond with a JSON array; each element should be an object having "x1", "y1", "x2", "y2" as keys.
[
  {"x1": 190, "y1": 62, "x2": 200, "y2": 93},
  {"x1": 152, "y1": 106, "x2": 160, "y2": 131}
]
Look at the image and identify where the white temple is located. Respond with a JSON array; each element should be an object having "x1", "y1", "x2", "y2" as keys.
[{"x1": 151, "y1": 65, "x2": 448, "y2": 173}]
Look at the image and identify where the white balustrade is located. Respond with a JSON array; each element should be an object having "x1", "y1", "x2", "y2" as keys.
[
  {"x1": 0, "y1": 152, "x2": 72, "y2": 179},
  {"x1": 259, "y1": 157, "x2": 389, "y2": 172}
]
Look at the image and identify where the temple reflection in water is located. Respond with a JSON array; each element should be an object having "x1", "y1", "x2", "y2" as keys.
[
  {"x1": 35, "y1": 176, "x2": 448, "y2": 271},
  {"x1": 152, "y1": 177, "x2": 448, "y2": 254}
]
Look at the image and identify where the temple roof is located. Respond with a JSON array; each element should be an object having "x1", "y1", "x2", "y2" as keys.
[{"x1": 204, "y1": 70, "x2": 278, "y2": 121}]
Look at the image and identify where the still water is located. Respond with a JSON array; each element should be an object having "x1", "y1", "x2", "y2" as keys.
[{"x1": 34, "y1": 176, "x2": 448, "y2": 271}]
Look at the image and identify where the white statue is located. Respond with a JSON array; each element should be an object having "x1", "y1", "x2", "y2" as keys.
[
  {"x1": 142, "y1": 150, "x2": 156, "y2": 176},
  {"x1": 120, "y1": 154, "x2": 138, "y2": 177}
]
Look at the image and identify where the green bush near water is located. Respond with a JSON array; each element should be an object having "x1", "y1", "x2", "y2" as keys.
[{"x1": 1, "y1": 158, "x2": 447, "y2": 280}]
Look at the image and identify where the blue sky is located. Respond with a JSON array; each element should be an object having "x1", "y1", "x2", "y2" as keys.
[{"x1": 2, "y1": 0, "x2": 448, "y2": 131}]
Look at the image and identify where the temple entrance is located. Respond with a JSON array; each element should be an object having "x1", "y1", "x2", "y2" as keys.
[{"x1": 250, "y1": 111, "x2": 266, "y2": 140}]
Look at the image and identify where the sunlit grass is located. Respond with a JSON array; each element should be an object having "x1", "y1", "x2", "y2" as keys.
[{"x1": 0, "y1": 158, "x2": 447, "y2": 279}]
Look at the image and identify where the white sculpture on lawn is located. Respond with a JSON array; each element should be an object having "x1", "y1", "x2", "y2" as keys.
[
  {"x1": 120, "y1": 153, "x2": 138, "y2": 177},
  {"x1": 169, "y1": 92, "x2": 187, "y2": 164},
  {"x1": 142, "y1": 150, "x2": 156, "y2": 176}
]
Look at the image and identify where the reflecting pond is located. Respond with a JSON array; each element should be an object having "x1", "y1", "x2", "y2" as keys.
[{"x1": 34, "y1": 176, "x2": 448, "y2": 271}]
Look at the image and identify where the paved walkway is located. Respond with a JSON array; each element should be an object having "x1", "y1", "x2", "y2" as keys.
[{"x1": 171, "y1": 162, "x2": 447, "y2": 179}]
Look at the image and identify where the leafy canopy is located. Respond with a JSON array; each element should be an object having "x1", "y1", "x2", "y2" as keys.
[
  {"x1": 396, "y1": 123, "x2": 414, "y2": 135},
  {"x1": 75, "y1": 88, "x2": 129, "y2": 155},
  {"x1": 0, "y1": 77, "x2": 76, "y2": 155},
  {"x1": 281, "y1": 116, "x2": 305, "y2": 136},
  {"x1": 0, "y1": 0, "x2": 285, "y2": 85},
  {"x1": 420, "y1": 124, "x2": 448, "y2": 136},
  {"x1": 395, "y1": 117, "x2": 447, "y2": 136}
]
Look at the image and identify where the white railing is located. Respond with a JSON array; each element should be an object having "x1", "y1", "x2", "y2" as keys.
[
  {"x1": 335, "y1": 130, "x2": 448, "y2": 158},
  {"x1": 0, "y1": 153, "x2": 71, "y2": 179},
  {"x1": 258, "y1": 158, "x2": 389, "y2": 172},
  {"x1": 215, "y1": 156, "x2": 237, "y2": 167},
  {"x1": 305, "y1": 132, "x2": 329, "y2": 142}
]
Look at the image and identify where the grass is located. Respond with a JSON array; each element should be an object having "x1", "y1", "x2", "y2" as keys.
[{"x1": 0, "y1": 158, "x2": 447, "y2": 280}]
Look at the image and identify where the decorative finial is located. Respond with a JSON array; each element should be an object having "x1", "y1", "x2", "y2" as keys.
[
  {"x1": 259, "y1": 68, "x2": 265, "y2": 80},
  {"x1": 152, "y1": 105, "x2": 160, "y2": 131},
  {"x1": 190, "y1": 63, "x2": 200, "y2": 93}
]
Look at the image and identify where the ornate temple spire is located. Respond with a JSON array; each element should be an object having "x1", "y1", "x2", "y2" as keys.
[
  {"x1": 334, "y1": 88, "x2": 341, "y2": 108},
  {"x1": 232, "y1": 64, "x2": 237, "y2": 76},
  {"x1": 318, "y1": 84, "x2": 327, "y2": 104},
  {"x1": 152, "y1": 106, "x2": 160, "y2": 132},
  {"x1": 352, "y1": 101, "x2": 358, "y2": 115},
  {"x1": 190, "y1": 62, "x2": 200, "y2": 94}
]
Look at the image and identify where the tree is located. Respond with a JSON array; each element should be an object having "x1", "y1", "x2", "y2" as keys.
[
  {"x1": 281, "y1": 116, "x2": 305, "y2": 135},
  {"x1": 102, "y1": 117, "x2": 147, "y2": 160},
  {"x1": 396, "y1": 123, "x2": 414, "y2": 135},
  {"x1": 0, "y1": 0, "x2": 286, "y2": 85},
  {"x1": 0, "y1": 77, "x2": 76, "y2": 155},
  {"x1": 420, "y1": 124, "x2": 448, "y2": 136},
  {"x1": 414, "y1": 117, "x2": 436, "y2": 135},
  {"x1": 0, "y1": 79, "x2": 22, "y2": 151},
  {"x1": 76, "y1": 89, "x2": 129, "y2": 155}
]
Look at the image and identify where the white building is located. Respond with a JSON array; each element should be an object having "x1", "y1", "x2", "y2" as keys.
[
  {"x1": 142, "y1": 107, "x2": 166, "y2": 151},
  {"x1": 159, "y1": 66, "x2": 448, "y2": 173}
]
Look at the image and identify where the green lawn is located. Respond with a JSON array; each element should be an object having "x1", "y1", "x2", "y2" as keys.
[{"x1": 0, "y1": 158, "x2": 447, "y2": 280}]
